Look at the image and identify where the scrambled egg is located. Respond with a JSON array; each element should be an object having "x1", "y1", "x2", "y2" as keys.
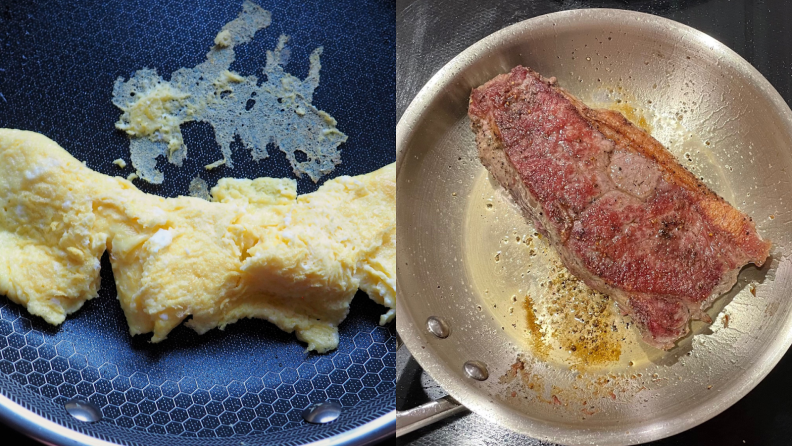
[{"x1": 0, "y1": 129, "x2": 395, "y2": 353}]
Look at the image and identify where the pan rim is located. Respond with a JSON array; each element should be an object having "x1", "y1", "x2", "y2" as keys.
[
  {"x1": 0, "y1": 389, "x2": 395, "y2": 446},
  {"x1": 396, "y1": 7, "x2": 792, "y2": 445}
]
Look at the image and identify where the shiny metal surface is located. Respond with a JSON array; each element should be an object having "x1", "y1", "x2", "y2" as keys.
[
  {"x1": 396, "y1": 9, "x2": 792, "y2": 446},
  {"x1": 302, "y1": 402, "x2": 343, "y2": 424},
  {"x1": 63, "y1": 400, "x2": 102, "y2": 423},
  {"x1": 462, "y1": 361, "x2": 489, "y2": 382},
  {"x1": 426, "y1": 316, "x2": 451, "y2": 338},
  {"x1": 395, "y1": 395, "x2": 466, "y2": 438}
]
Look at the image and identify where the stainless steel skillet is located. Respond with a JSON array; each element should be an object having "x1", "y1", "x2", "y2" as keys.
[{"x1": 396, "y1": 9, "x2": 792, "y2": 445}]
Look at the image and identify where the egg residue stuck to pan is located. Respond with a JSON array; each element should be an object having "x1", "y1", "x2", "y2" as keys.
[{"x1": 112, "y1": 1, "x2": 347, "y2": 184}]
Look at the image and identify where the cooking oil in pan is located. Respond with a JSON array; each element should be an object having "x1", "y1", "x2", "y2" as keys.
[
  {"x1": 463, "y1": 170, "x2": 659, "y2": 371},
  {"x1": 462, "y1": 96, "x2": 731, "y2": 373}
]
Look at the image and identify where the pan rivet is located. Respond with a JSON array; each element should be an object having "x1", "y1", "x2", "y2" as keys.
[
  {"x1": 64, "y1": 398, "x2": 102, "y2": 422},
  {"x1": 302, "y1": 401, "x2": 342, "y2": 424},
  {"x1": 426, "y1": 316, "x2": 450, "y2": 338},
  {"x1": 463, "y1": 360, "x2": 489, "y2": 381}
]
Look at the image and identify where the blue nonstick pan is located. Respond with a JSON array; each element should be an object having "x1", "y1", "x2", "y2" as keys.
[{"x1": 0, "y1": 0, "x2": 395, "y2": 444}]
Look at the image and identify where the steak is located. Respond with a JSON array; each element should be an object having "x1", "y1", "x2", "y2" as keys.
[{"x1": 468, "y1": 66, "x2": 771, "y2": 349}]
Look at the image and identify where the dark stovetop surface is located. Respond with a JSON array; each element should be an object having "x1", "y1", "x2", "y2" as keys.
[{"x1": 396, "y1": 1, "x2": 792, "y2": 445}]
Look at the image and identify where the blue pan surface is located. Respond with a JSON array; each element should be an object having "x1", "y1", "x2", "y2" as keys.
[{"x1": 0, "y1": 0, "x2": 395, "y2": 444}]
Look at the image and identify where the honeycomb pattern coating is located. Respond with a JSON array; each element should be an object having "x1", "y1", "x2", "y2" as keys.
[
  {"x1": 0, "y1": 0, "x2": 395, "y2": 444},
  {"x1": 0, "y1": 286, "x2": 396, "y2": 442}
]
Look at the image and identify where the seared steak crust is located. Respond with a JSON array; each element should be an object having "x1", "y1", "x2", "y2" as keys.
[{"x1": 468, "y1": 66, "x2": 771, "y2": 349}]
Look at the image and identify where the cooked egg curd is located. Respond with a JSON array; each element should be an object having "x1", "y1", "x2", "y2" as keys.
[{"x1": 0, "y1": 129, "x2": 395, "y2": 353}]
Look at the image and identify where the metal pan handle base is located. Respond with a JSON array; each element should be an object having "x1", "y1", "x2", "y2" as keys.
[{"x1": 395, "y1": 395, "x2": 468, "y2": 437}]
